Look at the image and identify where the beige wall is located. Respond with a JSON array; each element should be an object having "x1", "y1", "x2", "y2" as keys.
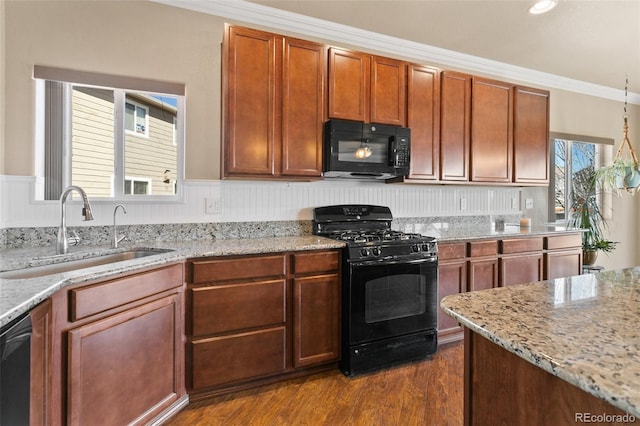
[
  {"x1": 4, "y1": 0, "x2": 223, "y2": 179},
  {"x1": 2, "y1": 0, "x2": 639, "y2": 268}
]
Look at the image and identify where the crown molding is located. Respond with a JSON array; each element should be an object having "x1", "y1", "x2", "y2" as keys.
[{"x1": 151, "y1": 0, "x2": 640, "y2": 105}]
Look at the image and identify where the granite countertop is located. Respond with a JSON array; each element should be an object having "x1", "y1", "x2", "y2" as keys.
[
  {"x1": 0, "y1": 224, "x2": 582, "y2": 328},
  {"x1": 408, "y1": 223, "x2": 582, "y2": 242},
  {"x1": 440, "y1": 268, "x2": 640, "y2": 417},
  {"x1": 0, "y1": 236, "x2": 344, "y2": 327}
]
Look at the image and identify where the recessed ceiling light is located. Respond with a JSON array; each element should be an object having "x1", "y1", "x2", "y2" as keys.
[{"x1": 529, "y1": 0, "x2": 557, "y2": 14}]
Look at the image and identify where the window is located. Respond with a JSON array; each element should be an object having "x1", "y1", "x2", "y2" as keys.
[
  {"x1": 548, "y1": 133, "x2": 613, "y2": 223},
  {"x1": 125, "y1": 177, "x2": 151, "y2": 195},
  {"x1": 125, "y1": 101, "x2": 148, "y2": 136},
  {"x1": 33, "y1": 65, "x2": 185, "y2": 201}
]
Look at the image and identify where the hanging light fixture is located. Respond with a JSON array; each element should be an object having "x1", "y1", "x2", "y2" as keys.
[{"x1": 354, "y1": 140, "x2": 373, "y2": 159}]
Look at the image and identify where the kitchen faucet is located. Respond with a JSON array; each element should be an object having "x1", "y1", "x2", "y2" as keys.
[
  {"x1": 56, "y1": 185, "x2": 94, "y2": 254},
  {"x1": 112, "y1": 204, "x2": 127, "y2": 248}
]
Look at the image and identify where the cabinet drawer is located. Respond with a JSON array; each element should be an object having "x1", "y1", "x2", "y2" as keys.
[
  {"x1": 190, "y1": 254, "x2": 286, "y2": 284},
  {"x1": 544, "y1": 234, "x2": 582, "y2": 250},
  {"x1": 191, "y1": 279, "x2": 286, "y2": 336},
  {"x1": 191, "y1": 327, "x2": 286, "y2": 389},
  {"x1": 293, "y1": 251, "x2": 340, "y2": 275},
  {"x1": 468, "y1": 240, "x2": 498, "y2": 257},
  {"x1": 438, "y1": 243, "x2": 466, "y2": 260},
  {"x1": 500, "y1": 237, "x2": 543, "y2": 254},
  {"x1": 69, "y1": 263, "x2": 183, "y2": 321}
]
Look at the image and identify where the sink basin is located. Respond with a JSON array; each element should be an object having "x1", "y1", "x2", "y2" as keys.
[{"x1": 0, "y1": 248, "x2": 175, "y2": 279}]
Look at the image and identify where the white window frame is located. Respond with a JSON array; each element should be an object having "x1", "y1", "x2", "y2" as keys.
[
  {"x1": 548, "y1": 132, "x2": 614, "y2": 224},
  {"x1": 33, "y1": 66, "x2": 185, "y2": 203}
]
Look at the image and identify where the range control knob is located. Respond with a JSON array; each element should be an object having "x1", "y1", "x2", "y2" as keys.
[
  {"x1": 422, "y1": 244, "x2": 431, "y2": 252},
  {"x1": 411, "y1": 244, "x2": 421, "y2": 253},
  {"x1": 360, "y1": 248, "x2": 370, "y2": 257},
  {"x1": 372, "y1": 247, "x2": 381, "y2": 256}
]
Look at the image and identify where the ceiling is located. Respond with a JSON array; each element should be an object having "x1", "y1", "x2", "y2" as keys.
[{"x1": 246, "y1": 0, "x2": 640, "y2": 96}]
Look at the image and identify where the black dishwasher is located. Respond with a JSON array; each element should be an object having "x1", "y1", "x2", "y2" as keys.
[{"x1": 0, "y1": 312, "x2": 31, "y2": 426}]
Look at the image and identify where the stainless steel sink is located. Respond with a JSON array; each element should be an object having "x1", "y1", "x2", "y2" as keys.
[{"x1": 0, "y1": 248, "x2": 175, "y2": 279}]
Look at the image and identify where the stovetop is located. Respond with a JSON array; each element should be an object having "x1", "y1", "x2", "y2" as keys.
[{"x1": 312, "y1": 204, "x2": 437, "y2": 261}]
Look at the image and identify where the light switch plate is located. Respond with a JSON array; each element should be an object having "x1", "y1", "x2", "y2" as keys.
[{"x1": 525, "y1": 198, "x2": 534, "y2": 209}]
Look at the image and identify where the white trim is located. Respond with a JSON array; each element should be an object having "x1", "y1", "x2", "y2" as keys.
[{"x1": 150, "y1": 0, "x2": 640, "y2": 105}]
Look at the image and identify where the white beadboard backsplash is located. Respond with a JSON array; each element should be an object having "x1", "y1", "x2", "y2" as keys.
[{"x1": 1, "y1": 175, "x2": 522, "y2": 228}]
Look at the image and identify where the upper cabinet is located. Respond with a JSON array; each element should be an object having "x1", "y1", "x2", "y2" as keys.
[
  {"x1": 407, "y1": 64, "x2": 441, "y2": 180},
  {"x1": 440, "y1": 71, "x2": 471, "y2": 182},
  {"x1": 223, "y1": 26, "x2": 325, "y2": 179},
  {"x1": 328, "y1": 47, "x2": 406, "y2": 126},
  {"x1": 470, "y1": 77, "x2": 514, "y2": 183},
  {"x1": 513, "y1": 86, "x2": 550, "y2": 184},
  {"x1": 222, "y1": 25, "x2": 550, "y2": 186}
]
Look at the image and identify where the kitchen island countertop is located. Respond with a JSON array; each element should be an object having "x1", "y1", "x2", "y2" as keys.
[{"x1": 441, "y1": 268, "x2": 640, "y2": 418}]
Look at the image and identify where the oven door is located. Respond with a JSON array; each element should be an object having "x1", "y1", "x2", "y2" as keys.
[{"x1": 347, "y1": 256, "x2": 438, "y2": 345}]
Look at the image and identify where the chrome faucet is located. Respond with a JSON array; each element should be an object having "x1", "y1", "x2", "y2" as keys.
[
  {"x1": 112, "y1": 204, "x2": 128, "y2": 248},
  {"x1": 56, "y1": 186, "x2": 94, "y2": 254}
]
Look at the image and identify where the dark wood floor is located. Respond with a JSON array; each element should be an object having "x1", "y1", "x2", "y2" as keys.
[{"x1": 165, "y1": 341, "x2": 463, "y2": 426}]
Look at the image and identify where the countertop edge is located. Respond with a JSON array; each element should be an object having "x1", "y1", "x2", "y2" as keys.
[
  {"x1": 440, "y1": 295, "x2": 640, "y2": 418},
  {"x1": 0, "y1": 236, "x2": 345, "y2": 327}
]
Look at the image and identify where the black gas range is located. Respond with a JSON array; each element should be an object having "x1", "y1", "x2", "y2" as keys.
[{"x1": 313, "y1": 205, "x2": 439, "y2": 376}]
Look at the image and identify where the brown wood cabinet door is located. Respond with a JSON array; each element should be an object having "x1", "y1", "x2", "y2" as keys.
[
  {"x1": 407, "y1": 64, "x2": 440, "y2": 180},
  {"x1": 370, "y1": 55, "x2": 406, "y2": 125},
  {"x1": 513, "y1": 86, "x2": 550, "y2": 184},
  {"x1": 191, "y1": 279, "x2": 286, "y2": 337},
  {"x1": 500, "y1": 253, "x2": 543, "y2": 287},
  {"x1": 438, "y1": 259, "x2": 467, "y2": 343},
  {"x1": 470, "y1": 77, "x2": 513, "y2": 183},
  {"x1": 293, "y1": 274, "x2": 340, "y2": 367},
  {"x1": 544, "y1": 250, "x2": 582, "y2": 280},
  {"x1": 281, "y1": 37, "x2": 325, "y2": 177},
  {"x1": 440, "y1": 71, "x2": 471, "y2": 181},
  {"x1": 328, "y1": 47, "x2": 370, "y2": 122},
  {"x1": 67, "y1": 294, "x2": 183, "y2": 426},
  {"x1": 468, "y1": 258, "x2": 499, "y2": 292},
  {"x1": 191, "y1": 327, "x2": 286, "y2": 390},
  {"x1": 224, "y1": 26, "x2": 280, "y2": 176}
]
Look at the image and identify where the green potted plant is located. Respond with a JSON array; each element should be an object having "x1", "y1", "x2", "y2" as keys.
[
  {"x1": 594, "y1": 158, "x2": 640, "y2": 195},
  {"x1": 568, "y1": 168, "x2": 618, "y2": 265}
]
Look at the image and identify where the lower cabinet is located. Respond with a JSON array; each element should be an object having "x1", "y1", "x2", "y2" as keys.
[
  {"x1": 544, "y1": 234, "x2": 583, "y2": 279},
  {"x1": 438, "y1": 233, "x2": 582, "y2": 343},
  {"x1": 500, "y1": 253, "x2": 543, "y2": 287},
  {"x1": 187, "y1": 249, "x2": 341, "y2": 399},
  {"x1": 66, "y1": 294, "x2": 182, "y2": 426},
  {"x1": 41, "y1": 263, "x2": 186, "y2": 426},
  {"x1": 499, "y1": 237, "x2": 544, "y2": 287}
]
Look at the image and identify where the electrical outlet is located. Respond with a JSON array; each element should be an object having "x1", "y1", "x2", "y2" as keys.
[
  {"x1": 205, "y1": 197, "x2": 221, "y2": 214},
  {"x1": 525, "y1": 198, "x2": 534, "y2": 209},
  {"x1": 460, "y1": 198, "x2": 467, "y2": 211}
]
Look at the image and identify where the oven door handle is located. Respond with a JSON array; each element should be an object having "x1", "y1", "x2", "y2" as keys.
[{"x1": 350, "y1": 256, "x2": 437, "y2": 267}]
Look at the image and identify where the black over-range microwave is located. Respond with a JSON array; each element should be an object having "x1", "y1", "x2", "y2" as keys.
[{"x1": 323, "y1": 119, "x2": 411, "y2": 180}]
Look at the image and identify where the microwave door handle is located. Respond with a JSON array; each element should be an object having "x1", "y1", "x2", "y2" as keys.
[{"x1": 389, "y1": 136, "x2": 398, "y2": 166}]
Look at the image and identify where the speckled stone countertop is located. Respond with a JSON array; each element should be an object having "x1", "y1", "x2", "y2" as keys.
[
  {"x1": 441, "y1": 268, "x2": 640, "y2": 417},
  {"x1": 0, "y1": 236, "x2": 344, "y2": 327},
  {"x1": 399, "y1": 223, "x2": 581, "y2": 242}
]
